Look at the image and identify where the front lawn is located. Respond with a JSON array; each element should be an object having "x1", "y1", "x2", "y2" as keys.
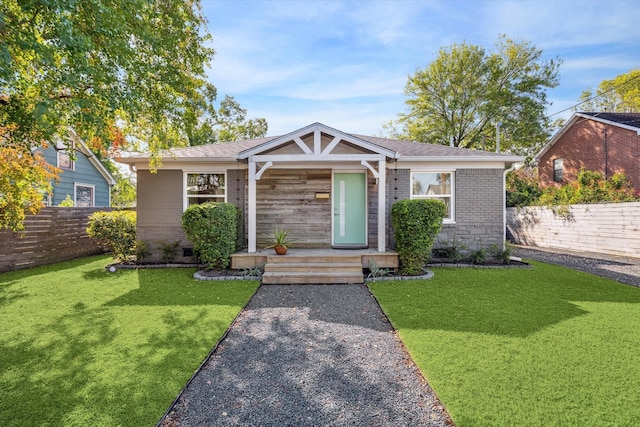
[
  {"x1": 369, "y1": 261, "x2": 640, "y2": 426},
  {"x1": 0, "y1": 256, "x2": 259, "y2": 426}
]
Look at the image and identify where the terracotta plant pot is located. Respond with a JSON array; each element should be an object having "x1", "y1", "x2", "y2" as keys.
[{"x1": 274, "y1": 245, "x2": 287, "y2": 255}]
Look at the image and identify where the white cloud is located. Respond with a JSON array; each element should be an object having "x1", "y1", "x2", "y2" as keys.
[{"x1": 202, "y1": 0, "x2": 640, "y2": 136}]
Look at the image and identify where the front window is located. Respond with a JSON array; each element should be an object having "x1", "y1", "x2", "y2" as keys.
[
  {"x1": 411, "y1": 171, "x2": 454, "y2": 222},
  {"x1": 553, "y1": 158, "x2": 563, "y2": 182},
  {"x1": 185, "y1": 173, "x2": 226, "y2": 206},
  {"x1": 75, "y1": 184, "x2": 94, "y2": 207}
]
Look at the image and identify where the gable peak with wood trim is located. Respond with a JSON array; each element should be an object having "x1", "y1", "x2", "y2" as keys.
[{"x1": 238, "y1": 122, "x2": 399, "y2": 161}]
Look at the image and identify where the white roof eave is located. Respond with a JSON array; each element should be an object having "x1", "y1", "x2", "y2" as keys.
[{"x1": 397, "y1": 155, "x2": 526, "y2": 163}]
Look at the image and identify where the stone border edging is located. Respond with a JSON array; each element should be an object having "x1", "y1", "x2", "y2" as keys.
[
  {"x1": 365, "y1": 270, "x2": 434, "y2": 282},
  {"x1": 427, "y1": 262, "x2": 532, "y2": 269},
  {"x1": 193, "y1": 270, "x2": 261, "y2": 281},
  {"x1": 105, "y1": 263, "x2": 204, "y2": 272}
]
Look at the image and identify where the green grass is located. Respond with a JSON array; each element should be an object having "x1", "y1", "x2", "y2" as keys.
[
  {"x1": 369, "y1": 261, "x2": 640, "y2": 427},
  {"x1": 0, "y1": 256, "x2": 259, "y2": 426}
]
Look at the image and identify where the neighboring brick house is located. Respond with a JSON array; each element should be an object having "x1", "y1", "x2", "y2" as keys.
[
  {"x1": 117, "y1": 123, "x2": 523, "y2": 264},
  {"x1": 535, "y1": 112, "x2": 640, "y2": 190},
  {"x1": 38, "y1": 129, "x2": 116, "y2": 206}
]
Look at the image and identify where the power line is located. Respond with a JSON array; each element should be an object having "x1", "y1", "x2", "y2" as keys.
[{"x1": 546, "y1": 72, "x2": 640, "y2": 118}]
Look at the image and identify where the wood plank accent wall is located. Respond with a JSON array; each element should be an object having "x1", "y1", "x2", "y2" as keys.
[
  {"x1": 0, "y1": 207, "x2": 111, "y2": 272},
  {"x1": 507, "y1": 202, "x2": 640, "y2": 258},
  {"x1": 256, "y1": 169, "x2": 332, "y2": 248}
]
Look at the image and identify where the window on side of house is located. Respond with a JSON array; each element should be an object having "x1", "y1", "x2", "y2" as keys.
[
  {"x1": 75, "y1": 183, "x2": 95, "y2": 207},
  {"x1": 410, "y1": 171, "x2": 455, "y2": 222},
  {"x1": 553, "y1": 158, "x2": 563, "y2": 182},
  {"x1": 56, "y1": 140, "x2": 75, "y2": 170},
  {"x1": 185, "y1": 173, "x2": 226, "y2": 207}
]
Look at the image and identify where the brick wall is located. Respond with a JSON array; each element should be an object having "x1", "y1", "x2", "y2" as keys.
[
  {"x1": 539, "y1": 119, "x2": 640, "y2": 190},
  {"x1": 507, "y1": 202, "x2": 640, "y2": 258},
  {"x1": 0, "y1": 207, "x2": 111, "y2": 272},
  {"x1": 440, "y1": 169, "x2": 504, "y2": 251},
  {"x1": 136, "y1": 169, "x2": 189, "y2": 262},
  {"x1": 388, "y1": 168, "x2": 504, "y2": 252}
]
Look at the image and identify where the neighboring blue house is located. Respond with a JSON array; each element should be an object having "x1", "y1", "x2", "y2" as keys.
[{"x1": 38, "y1": 130, "x2": 116, "y2": 207}]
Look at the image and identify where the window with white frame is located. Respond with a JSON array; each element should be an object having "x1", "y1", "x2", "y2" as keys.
[
  {"x1": 185, "y1": 173, "x2": 226, "y2": 207},
  {"x1": 75, "y1": 184, "x2": 94, "y2": 207},
  {"x1": 56, "y1": 140, "x2": 74, "y2": 170},
  {"x1": 553, "y1": 158, "x2": 563, "y2": 182},
  {"x1": 410, "y1": 171, "x2": 454, "y2": 222}
]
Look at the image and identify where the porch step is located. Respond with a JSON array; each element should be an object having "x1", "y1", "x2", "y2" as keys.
[{"x1": 262, "y1": 255, "x2": 364, "y2": 284}]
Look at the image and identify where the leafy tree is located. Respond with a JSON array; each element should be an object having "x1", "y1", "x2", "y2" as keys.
[
  {"x1": 577, "y1": 69, "x2": 640, "y2": 112},
  {"x1": 396, "y1": 36, "x2": 561, "y2": 156},
  {"x1": 111, "y1": 175, "x2": 137, "y2": 208},
  {"x1": 216, "y1": 95, "x2": 268, "y2": 143},
  {"x1": 2, "y1": 0, "x2": 215, "y2": 154},
  {"x1": 537, "y1": 169, "x2": 638, "y2": 206},
  {"x1": 506, "y1": 167, "x2": 542, "y2": 207},
  {"x1": 0, "y1": 127, "x2": 58, "y2": 231},
  {"x1": 185, "y1": 94, "x2": 268, "y2": 146},
  {"x1": 0, "y1": 1, "x2": 266, "y2": 230}
]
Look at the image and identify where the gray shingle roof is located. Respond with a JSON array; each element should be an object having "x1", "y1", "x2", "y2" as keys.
[
  {"x1": 580, "y1": 112, "x2": 640, "y2": 130},
  {"x1": 118, "y1": 129, "x2": 522, "y2": 162},
  {"x1": 354, "y1": 135, "x2": 515, "y2": 158}
]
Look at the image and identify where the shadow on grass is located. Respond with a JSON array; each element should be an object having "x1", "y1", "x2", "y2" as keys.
[
  {"x1": 0, "y1": 306, "x2": 236, "y2": 426},
  {"x1": 0, "y1": 255, "x2": 110, "y2": 285},
  {"x1": 104, "y1": 269, "x2": 259, "y2": 307},
  {"x1": 0, "y1": 256, "x2": 111, "y2": 307},
  {"x1": 369, "y1": 261, "x2": 640, "y2": 338},
  {"x1": 0, "y1": 261, "x2": 259, "y2": 426}
]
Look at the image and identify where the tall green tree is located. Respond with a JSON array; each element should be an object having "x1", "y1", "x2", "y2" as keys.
[
  {"x1": 111, "y1": 174, "x2": 137, "y2": 208},
  {"x1": 1, "y1": 0, "x2": 215, "y2": 154},
  {"x1": 577, "y1": 69, "x2": 640, "y2": 112},
  {"x1": 396, "y1": 36, "x2": 561, "y2": 156},
  {"x1": 0, "y1": 0, "x2": 266, "y2": 231},
  {"x1": 185, "y1": 94, "x2": 268, "y2": 146}
]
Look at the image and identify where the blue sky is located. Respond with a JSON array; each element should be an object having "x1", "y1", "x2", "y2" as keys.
[{"x1": 202, "y1": 0, "x2": 640, "y2": 137}]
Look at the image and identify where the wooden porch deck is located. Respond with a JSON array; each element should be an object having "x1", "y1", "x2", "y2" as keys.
[{"x1": 231, "y1": 249, "x2": 399, "y2": 284}]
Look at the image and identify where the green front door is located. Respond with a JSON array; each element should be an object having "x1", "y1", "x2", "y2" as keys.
[{"x1": 333, "y1": 172, "x2": 367, "y2": 247}]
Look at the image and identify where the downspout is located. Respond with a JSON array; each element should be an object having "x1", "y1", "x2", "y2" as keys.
[
  {"x1": 503, "y1": 163, "x2": 517, "y2": 250},
  {"x1": 603, "y1": 128, "x2": 608, "y2": 179}
]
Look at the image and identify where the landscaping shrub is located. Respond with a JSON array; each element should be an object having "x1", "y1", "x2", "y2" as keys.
[
  {"x1": 182, "y1": 202, "x2": 240, "y2": 269},
  {"x1": 506, "y1": 167, "x2": 542, "y2": 207},
  {"x1": 86, "y1": 210, "x2": 137, "y2": 261},
  {"x1": 391, "y1": 198, "x2": 446, "y2": 275},
  {"x1": 538, "y1": 169, "x2": 638, "y2": 206}
]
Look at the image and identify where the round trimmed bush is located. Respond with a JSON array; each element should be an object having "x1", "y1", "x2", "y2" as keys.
[{"x1": 86, "y1": 210, "x2": 137, "y2": 261}]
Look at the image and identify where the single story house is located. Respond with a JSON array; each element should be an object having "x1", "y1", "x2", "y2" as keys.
[
  {"x1": 535, "y1": 112, "x2": 640, "y2": 191},
  {"x1": 38, "y1": 129, "x2": 116, "y2": 206},
  {"x1": 117, "y1": 123, "x2": 523, "y2": 266}
]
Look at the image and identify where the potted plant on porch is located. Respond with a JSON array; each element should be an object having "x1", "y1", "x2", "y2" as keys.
[{"x1": 265, "y1": 226, "x2": 293, "y2": 255}]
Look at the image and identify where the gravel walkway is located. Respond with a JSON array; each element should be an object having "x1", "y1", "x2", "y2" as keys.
[
  {"x1": 512, "y1": 245, "x2": 640, "y2": 287},
  {"x1": 160, "y1": 285, "x2": 453, "y2": 426}
]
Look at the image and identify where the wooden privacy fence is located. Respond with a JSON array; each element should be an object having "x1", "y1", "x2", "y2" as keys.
[
  {"x1": 507, "y1": 202, "x2": 640, "y2": 258},
  {"x1": 0, "y1": 207, "x2": 113, "y2": 273}
]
